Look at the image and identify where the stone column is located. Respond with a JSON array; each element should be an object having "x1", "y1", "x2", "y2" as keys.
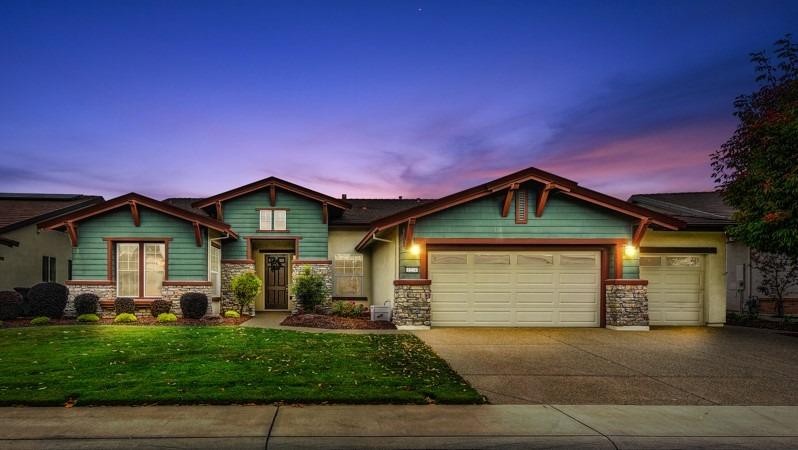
[
  {"x1": 221, "y1": 262, "x2": 256, "y2": 316},
  {"x1": 65, "y1": 283, "x2": 115, "y2": 318},
  {"x1": 291, "y1": 259, "x2": 333, "y2": 313},
  {"x1": 392, "y1": 280, "x2": 431, "y2": 329},
  {"x1": 605, "y1": 279, "x2": 649, "y2": 330}
]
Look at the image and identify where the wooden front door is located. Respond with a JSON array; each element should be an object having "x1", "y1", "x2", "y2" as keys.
[{"x1": 265, "y1": 254, "x2": 289, "y2": 310}]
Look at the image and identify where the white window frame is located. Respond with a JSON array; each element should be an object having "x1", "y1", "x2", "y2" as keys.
[
  {"x1": 116, "y1": 243, "x2": 140, "y2": 298},
  {"x1": 258, "y1": 209, "x2": 288, "y2": 231},
  {"x1": 115, "y1": 242, "x2": 166, "y2": 298},
  {"x1": 208, "y1": 243, "x2": 222, "y2": 297},
  {"x1": 333, "y1": 253, "x2": 364, "y2": 297}
]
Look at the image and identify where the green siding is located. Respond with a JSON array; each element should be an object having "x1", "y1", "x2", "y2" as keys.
[
  {"x1": 72, "y1": 207, "x2": 208, "y2": 280},
  {"x1": 221, "y1": 189, "x2": 328, "y2": 260},
  {"x1": 401, "y1": 185, "x2": 640, "y2": 278}
]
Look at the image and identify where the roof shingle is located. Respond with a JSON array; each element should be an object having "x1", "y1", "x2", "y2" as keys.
[
  {"x1": 0, "y1": 194, "x2": 104, "y2": 233},
  {"x1": 628, "y1": 192, "x2": 734, "y2": 229}
]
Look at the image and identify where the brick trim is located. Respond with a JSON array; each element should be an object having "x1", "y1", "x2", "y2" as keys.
[
  {"x1": 605, "y1": 279, "x2": 649, "y2": 286},
  {"x1": 393, "y1": 279, "x2": 432, "y2": 286}
]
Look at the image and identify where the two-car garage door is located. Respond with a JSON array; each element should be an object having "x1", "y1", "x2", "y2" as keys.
[{"x1": 429, "y1": 250, "x2": 601, "y2": 327}]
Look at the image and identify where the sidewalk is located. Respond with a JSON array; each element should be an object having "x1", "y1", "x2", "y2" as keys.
[{"x1": 2, "y1": 404, "x2": 797, "y2": 449}]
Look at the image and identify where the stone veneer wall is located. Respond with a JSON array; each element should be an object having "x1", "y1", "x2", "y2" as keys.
[
  {"x1": 65, "y1": 284, "x2": 115, "y2": 317},
  {"x1": 221, "y1": 262, "x2": 256, "y2": 316},
  {"x1": 392, "y1": 281, "x2": 431, "y2": 328},
  {"x1": 605, "y1": 280, "x2": 649, "y2": 328},
  {"x1": 161, "y1": 284, "x2": 215, "y2": 317},
  {"x1": 291, "y1": 261, "x2": 333, "y2": 313}
]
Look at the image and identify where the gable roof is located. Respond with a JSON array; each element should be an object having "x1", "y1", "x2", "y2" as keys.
[
  {"x1": 628, "y1": 192, "x2": 734, "y2": 230},
  {"x1": 356, "y1": 166, "x2": 685, "y2": 251},
  {"x1": 0, "y1": 193, "x2": 104, "y2": 234},
  {"x1": 38, "y1": 192, "x2": 238, "y2": 238},
  {"x1": 162, "y1": 197, "x2": 210, "y2": 217},
  {"x1": 191, "y1": 176, "x2": 351, "y2": 210}
]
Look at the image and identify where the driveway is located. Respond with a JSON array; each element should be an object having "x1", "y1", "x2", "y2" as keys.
[{"x1": 415, "y1": 326, "x2": 798, "y2": 405}]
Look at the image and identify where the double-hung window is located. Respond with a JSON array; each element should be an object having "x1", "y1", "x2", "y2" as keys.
[
  {"x1": 209, "y1": 244, "x2": 221, "y2": 297},
  {"x1": 259, "y1": 209, "x2": 287, "y2": 231},
  {"x1": 117, "y1": 242, "x2": 166, "y2": 298},
  {"x1": 333, "y1": 253, "x2": 364, "y2": 297}
]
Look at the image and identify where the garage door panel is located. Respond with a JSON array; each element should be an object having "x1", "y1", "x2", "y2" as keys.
[
  {"x1": 515, "y1": 311, "x2": 556, "y2": 323},
  {"x1": 641, "y1": 254, "x2": 704, "y2": 326},
  {"x1": 516, "y1": 272, "x2": 556, "y2": 284},
  {"x1": 515, "y1": 292, "x2": 556, "y2": 304},
  {"x1": 558, "y1": 292, "x2": 599, "y2": 304},
  {"x1": 558, "y1": 311, "x2": 600, "y2": 325},
  {"x1": 431, "y1": 272, "x2": 470, "y2": 283}
]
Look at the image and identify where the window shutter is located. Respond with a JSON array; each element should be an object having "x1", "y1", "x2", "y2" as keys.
[
  {"x1": 42, "y1": 256, "x2": 49, "y2": 281},
  {"x1": 49, "y1": 257, "x2": 56, "y2": 282}
]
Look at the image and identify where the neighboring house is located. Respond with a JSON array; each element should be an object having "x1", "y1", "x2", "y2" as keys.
[
  {"x1": 0, "y1": 194, "x2": 104, "y2": 291},
  {"x1": 629, "y1": 192, "x2": 798, "y2": 316},
  {"x1": 40, "y1": 166, "x2": 734, "y2": 329}
]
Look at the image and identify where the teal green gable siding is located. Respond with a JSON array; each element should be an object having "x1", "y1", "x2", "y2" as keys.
[
  {"x1": 71, "y1": 207, "x2": 208, "y2": 280},
  {"x1": 221, "y1": 189, "x2": 328, "y2": 259},
  {"x1": 400, "y1": 185, "x2": 639, "y2": 278}
]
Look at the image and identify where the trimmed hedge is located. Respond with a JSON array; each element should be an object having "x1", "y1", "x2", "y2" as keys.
[
  {"x1": 30, "y1": 316, "x2": 50, "y2": 326},
  {"x1": 113, "y1": 313, "x2": 137, "y2": 323},
  {"x1": 115, "y1": 297, "x2": 135, "y2": 315},
  {"x1": 28, "y1": 283, "x2": 68, "y2": 318},
  {"x1": 77, "y1": 313, "x2": 100, "y2": 323},
  {"x1": 150, "y1": 299, "x2": 171, "y2": 317},
  {"x1": 0, "y1": 291, "x2": 22, "y2": 320},
  {"x1": 179, "y1": 292, "x2": 208, "y2": 319},
  {"x1": 74, "y1": 293, "x2": 99, "y2": 316},
  {"x1": 13, "y1": 287, "x2": 32, "y2": 316},
  {"x1": 157, "y1": 313, "x2": 177, "y2": 323},
  {"x1": 224, "y1": 310, "x2": 240, "y2": 318}
]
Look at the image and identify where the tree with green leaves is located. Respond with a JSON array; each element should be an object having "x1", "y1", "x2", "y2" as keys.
[
  {"x1": 231, "y1": 272, "x2": 262, "y2": 315},
  {"x1": 711, "y1": 35, "x2": 798, "y2": 257},
  {"x1": 752, "y1": 251, "x2": 798, "y2": 318}
]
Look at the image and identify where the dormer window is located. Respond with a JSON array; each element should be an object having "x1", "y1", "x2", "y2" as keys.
[{"x1": 259, "y1": 209, "x2": 288, "y2": 231}]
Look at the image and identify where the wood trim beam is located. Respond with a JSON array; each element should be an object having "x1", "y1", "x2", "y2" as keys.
[
  {"x1": 536, "y1": 183, "x2": 555, "y2": 218},
  {"x1": 615, "y1": 244, "x2": 624, "y2": 279},
  {"x1": 501, "y1": 183, "x2": 519, "y2": 217},
  {"x1": 322, "y1": 202, "x2": 328, "y2": 224},
  {"x1": 422, "y1": 238, "x2": 627, "y2": 246},
  {"x1": 129, "y1": 201, "x2": 140, "y2": 227},
  {"x1": 65, "y1": 280, "x2": 114, "y2": 286},
  {"x1": 215, "y1": 201, "x2": 223, "y2": 221},
  {"x1": 193, "y1": 222, "x2": 202, "y2": 247},
  {"x1": 640, "y1": 246, "x2": 718, "y2": 254},
  {"x1": 403, "y1": 218, "x2": 416, "y2": 249},
  {"x1": 65, "y1": 221, "x2": 78, "y2": 247},
  {"x1": 269, "y1": 184, "x2": 277, "y2": 207},
  {"x1": 393, "y1": 279, "x2": 431, "y2": 286},
  {"x1": 632, "y1": 218, "x2": 651, "y2": 247}
]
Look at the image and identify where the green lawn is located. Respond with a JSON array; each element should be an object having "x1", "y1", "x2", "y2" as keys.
[{"x1": 0, "y1": 325, "x2": 484, "y2": 406}]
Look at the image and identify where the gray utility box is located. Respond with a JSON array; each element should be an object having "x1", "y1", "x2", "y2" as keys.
[{"x1": 370, "y1": 305, "x2": 392, "y2": 322}]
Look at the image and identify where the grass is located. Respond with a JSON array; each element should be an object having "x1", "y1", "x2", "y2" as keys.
[{"x1": 0, "y1": 325, "x2": 483, "y2": 406}]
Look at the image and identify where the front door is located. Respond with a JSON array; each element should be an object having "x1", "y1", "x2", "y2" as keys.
[{"x1": 265, "y1": 254, "x2": 289, "y2": 310}]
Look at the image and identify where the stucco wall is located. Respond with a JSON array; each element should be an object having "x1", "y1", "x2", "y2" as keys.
[
  {"x1": 370, "y1": 228, "x2": 398, "y2": 307},
  {"x1": 0, "y1": 225, "x2": 73, "y2": 290},
  {"x1": 328, "y1": 230, "x2": 371, "y2": 302},
  {"x1": 639, "y1": 230, "x2": 727, "y2": 325}
]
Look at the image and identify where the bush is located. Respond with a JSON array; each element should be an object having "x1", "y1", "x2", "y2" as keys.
[
  {"x1": 0, "y1": 291, "x2": 22, "y2": 320},
  {"x1": 113, "y1": 313, "x2": 137, "y2": 323},
  {"x1": 291, "y1": 267, "x2": 329, "y2": 311},
  {"x1": 13, "y1": 287, "x2": 31, "y2": 316},
  {"x1": 76, "y1": 313, "x2": 100, "y2": 323},
  {"x1": 115, "y1": 297, "x2": 135, "y2": 315},
  {"x1": 30, "y1": 316, "x2": 50, "y2": 326},
  {"x1": 224, "y1": 310, "x2": 240, "y2": 318},
  {"x1": 28, "y1": 282, "x2": 68, "y2": 318},
  {"x1": 179, "y1": 292, "x2": 208, "y2": 319},
  {"x1": 157, "y1": 313, "x2": 177, "y2": 323},
  {"x1": 150, "y1": 299, "x2": 171, "y2": 317},
  {"x1": 231, "y1": 272, "x2": 261, "y2": 315},
  {"x1": 331, "y1": 301, "x2": 367, "y2": 318},
  {"x1": 74, "y1": 293, "x2": 99, "y2": 316}
]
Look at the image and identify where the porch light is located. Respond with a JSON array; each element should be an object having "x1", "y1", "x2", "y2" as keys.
[
  {"x1": 624, "y1": 244, "x2": 638, "y2": 258},
  {"x1": 409, "y1": 243, "x2": 421, "y2": 256}
]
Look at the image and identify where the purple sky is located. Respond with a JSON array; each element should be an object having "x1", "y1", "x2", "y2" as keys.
[{"x1": 1, "y1": 1, "x2": 796, "y2": 201}]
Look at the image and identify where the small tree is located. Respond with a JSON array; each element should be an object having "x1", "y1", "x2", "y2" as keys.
[
  {"x1": 752, "y1": 251, "x2": 798, "y2": 318},
  {"x1": 290, "y1": 267, "x2": 329, "y2": 312},
  {"x1": 231, "y1": 272, "x2": 262, "y2": 315}
]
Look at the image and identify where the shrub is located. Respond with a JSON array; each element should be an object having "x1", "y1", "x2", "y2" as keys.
[
  {"x1": 13, "y1": 287, "x2": 32, "y2": 316},
  {"x1": 291, "y1": 267, "x2": 328, "y2": 311},
  {"x1": 30, "y1": 316, "x2": 50, "y2": 326},
  {"x1": 28, "y1": 282, "x2": 68, "y2": 318},
  {"x1": 76, "y1": 313, "x2": 100, "y2": 323},
  {"x1": 150, "y1": 299, "x2": 171, "y2": 317},
  {"x1": 74, "y1": 293, "x2": 99, "y2": 316},
  {"x1": 157, "y1": 313, "x2": 177, "y2": 323},
  {"x1": 179, "y1": 292, "x2": 208, "y2": 319},
  {"x1": 0, "y1": 290, "x2": 22, "y2": 320},
  {"x1": 331, "y1": 301, "x2": 367, "y2": 318},
  {"x1": 231, "y1": 272, "x2": 261, "y2": 315},
  {"x1": 224, "y1": 310, "x2": 240, "y2": 318},
  {"x1": 113, "y1": 313, "x2": 137, "y2": 323},
  {"x1": 115, "y1": 297, "x2": 135, "y2": 315}
]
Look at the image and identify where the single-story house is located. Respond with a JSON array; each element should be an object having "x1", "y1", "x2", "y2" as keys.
[
  {"x1": 629, "y1": 192, "x2": 798, "y2": 316},
  {"x1": 0, "y1": 193, "x2": 103, "y2": 291},
  {"x1": 39, "y1": 166, "x2": 730, "y2": 329}
]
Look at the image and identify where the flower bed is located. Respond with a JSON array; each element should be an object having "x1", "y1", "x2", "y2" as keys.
[
  {"x1": 1, "y1": 316, "x2": 250, "y2": 328},
  {"x1": 281, "y1": 313, "x2": 396, "y2": 330}
]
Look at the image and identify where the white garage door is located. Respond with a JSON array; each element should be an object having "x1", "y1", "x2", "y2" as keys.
[
  {"x1": 640, "y1": 254, "x2": 704, "y2": 326},
  {"x1": 429, "y1": 250, "x2": 601, "y2": 327}
]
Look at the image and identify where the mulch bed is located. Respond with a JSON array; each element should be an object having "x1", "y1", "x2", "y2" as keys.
[
  {"x1": 726, "y1": 315, "x2": 798, "y2": 332},
  {"x1": 280, "y1": 313, "x2": 396, "y2": 330},
  {"x1": 1, "y1": 316, "x2": 250, "y2": 328}
]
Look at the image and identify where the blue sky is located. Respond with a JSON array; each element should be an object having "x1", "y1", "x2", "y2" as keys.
[{"x1": 1, "y1": 0, "x2": 796, "y2": 200}]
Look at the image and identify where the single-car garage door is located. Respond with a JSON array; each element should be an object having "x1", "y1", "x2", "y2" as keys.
[
  {"x1": 640, "y1": 254, "x2": 704, "y2": 326},
  {"x1": 429, "y1": 250, "x2": 601, "y2": 327}
]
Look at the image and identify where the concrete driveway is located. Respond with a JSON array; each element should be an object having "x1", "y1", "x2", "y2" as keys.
[{"x1": 415, "y1": 326, "x2": 798, "y2": 405}]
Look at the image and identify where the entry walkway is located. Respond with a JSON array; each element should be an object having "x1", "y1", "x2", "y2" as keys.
[
  {"x1": 241, "y1": 311, "x2": 404, "y2": 334},
  {"x1": 1, "y1": 404, "x2": 796, "y2": 449}
]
